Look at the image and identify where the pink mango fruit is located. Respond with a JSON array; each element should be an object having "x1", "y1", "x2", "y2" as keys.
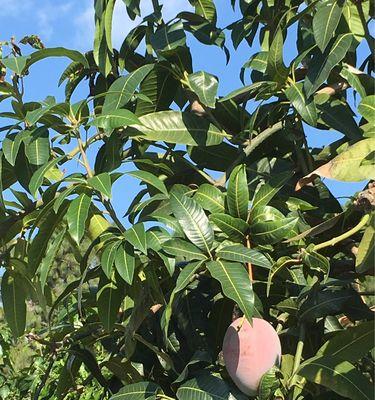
[{"x1": 222, "y1": 317, "x2": 281, "y2": 396}]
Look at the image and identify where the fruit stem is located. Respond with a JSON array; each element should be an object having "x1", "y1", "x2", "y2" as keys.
[{"x1": 291, "y1": 323, "x2": 305, "y2": 377}]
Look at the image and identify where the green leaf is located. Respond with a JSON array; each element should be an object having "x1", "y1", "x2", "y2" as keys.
[
  {"x1": 298, "y1": 356, "x2": 374, "y2": 400},
  {"x1": 188, "y1": 0, "x2": 217, "y2": 23},
  {"x1": 26, "y1": 47, "x2": 89, "y2": 70},
  {"x1": 313, "y1": 0, "x2": 344, "y2": 52},
  {"x1": 67, "y1": 193, "x2": 91, "y2": 244},
  {"x1": 1, "y1": 56, "x2": 29, "y2": 75},
  {"x1": 209, "y1": 213, "x2": 249, "y2": 242},
  {"x1": 2, "y1": 132, "x2": 25, "y2": 166},
  {"x1": 216, "y1": 245, "x2": 271, "y2": 269},
  {"x1": 187, "y1": 71, "x2": 218, "y2": 108},
  {"x1": 162, "y1": 261, "x2": 203, "y2": 338},
  {"x1": 162, "y1": 238, "x2": 208, "y2": 261},
  {"x1": 124, "y1": 223, "x2": 147, "y2": 255},
  {"x1": 258, "y1": 366, "x2": 281, "y2": 400},
  {"x1": 177, "y1": 373, "x2": 247, "y2": 400},
  {"x1": 101, "y1": 241, "x2": 121, "y2": 278},
  {"x1": 109, "y1": 382, "x2": 161, "y2": 400},
  {"x1": 39, "y1": 228, "x2": 66, "y2": 288},
  {"x1": 251, "y1": 171, "x2": 293, "y2": 212},
  {"x1": 102, "y1": 64, "x2": 154, "y2": 113},
  {"x1": 1, "y1": 271, "x2": 27, "y2": 338},
  {"x1": 90, "y1": 109, "x2": 140, "y2": 130},
  {"x1": 266, "y1": 29, "x2": 288, "y2": 83},
  {"x1": 29, "y1": 156, "x2": 64, "y2": 198},
  {"x1": 304, "y1": 34, "x2": 352, "y2": 97},
  {"x1": 356, "y1": 221, "x2": 374, "y2": 273},
  {"x1": 24, "y1": 127, "x2": 50, "y2": 165},
  {"x1": 150, "y1": 21, "x2": 186, "y2": 54},
  {"x1": 170, "y1": 189, "x2": 214, "y2": 253},
  {"x1": 250, "y1": 217, "x2": 298, "y2": 245},
  {"x1": 194, "y1": 184, "x2": 225, "y2": 214},
  {"x1": 127, "y1": 111, "x2": 230, "y2": 146},
  {"x1": 358, "y1": 95, "x2": 375, "y2": 124},
  {"x1": 219, "y1": 81, "x2": 278, "y2": 103},
  {"x1": 227, "y1": 164, "x2": 249, "y2": 220},
  {"x1": 97, "y1": 276, "x2": 124, "y2": 332},
  {"x1": 317, "y1": 321, "x2": 375, "y2": 363},
  {"x1": 302, "y1": 248, "x2": 329, "y2": 276},
  {"x1": 207, "y1": 260, "x2": 254, "y2": 322},
  {"x1": 126, "y1": 170, "x2": 168, "y2": 195},
  {"x1": 115, "y1": 242, "x2": 136, "y2": 284},
  {"x1": 266, "y1": 257, "x2": 296, "y2": 297},
  {"x1": 285, "y1": 82, "x2": 317, "y2": 126},
  {"x1": 88, "y1": 172, "x2": 112, "y2": 198}
]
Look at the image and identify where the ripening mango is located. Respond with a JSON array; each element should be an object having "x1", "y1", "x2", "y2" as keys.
[{"x1": 222, "y1": 317, "x2": 282, "y2": 396}]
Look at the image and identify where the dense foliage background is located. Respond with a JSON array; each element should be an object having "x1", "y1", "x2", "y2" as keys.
[{"x1": 0, "y1": 0, "x2": 374, "y2": 399}]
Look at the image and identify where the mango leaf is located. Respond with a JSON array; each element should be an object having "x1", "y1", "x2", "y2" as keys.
[
  {"x1": 67, "y1": 193, "x2": 91, "y2": 244},
  {"x1": 88, "y1": 172, "x2": 112, "y2": 198},
  {"x1": 2, "y1": 132, "x2": 25, "y2": 166},
  {"x1": 258, "y1": 366, "x2": 282, "y2": 400},
  {"x1": 356, "y1": 221, "x2": 374, "y2": 273},
  {"x1": 317, "y1": 321, "x2": 375, "y2": 363},
  {"x1": 102, "y1": 64, "x2": 154, "y2": 113},
  {"x1": 150, "y1": 21, "x2": 186, "y2": 54},
  {"x1": 29, "y1": 156, "x2": 64, "y2": 198},
  {"x1": 207, "y1": 260, "x2": 254, "y2": 322},
  {"x1": 177, "y1": 373, "x2": 247, "y2": 400},
  {"x1": 109, "y1": 381, "x2": 161, "y2": 400},
  {"x1": 162, "y1": 261, "x2": 204, "y2": 338},
  {"x1": 188, "y1": 0, "x2": 217, "y2": 23},
  {"x1": 219, "y1": 81, "x2": 279, "y2": 103},
  {"x1": 162, "y1": 238, "x2": 208, "y2": 261},
  {"x1": 124, "y1": 223, "x2": 147, "y2": 255},
  {"x1": 115, "y1": 242, "x2": 136, "y2": 284},
  {"x1": 266, "y1": 29, "x2": 288, "y2": 83},
  {"x1": 89, "y1": 109, "x2": 140, "y2": 130},
  {"x1": 302, "y1": 248, "x2": 329, "y2": 277},
  {"x1": 285, "y1": 82, "x2": 317, "y2": 126},
  {"x1": 304, "y1": 34, "x2": 353, "y2": 97},
  {"x1": 209, "y1": 213, "x2": 249, "y2": 242},
  {"x1": 227, "y1": 164, "x2": 249, "y2": 220},
  {"x1": 126, "y1": 170, "x2": 168, "y2": 195},
  {"x1": 127, "y1": 111, "x2": 230, "y2": 146},
  {"x1": 170, "y1": 189, "x2": 214, "y2": 253},
  {"x1": 298, "y1": 356, "x2": 374, "y2": 400},
  {"x1": 251, "y1": 171, "x2": 293, "y2": 212},
  {"x1": 187, "y1": 71, "x2": 218, "y2": 108},
  {"x1": 24, "y1": 127, "x2": 50, "y2": 165},
  {"x1": 1, "y1": 56, "x2": 29, "y2": 75},
  {"x1": 26, "y1": 47, "x2": 89, "y2": 70},
  {"x1": 1, "y1": 271, "x2": 27, "y2": 338},
  {"x1": 97, "y1": 276, "x2": 124, "y2": 332},
  {"x1": 296, "y1": 139, "x2": 375, "y2": 187},
  {"x1": 358, "y1": 95, "x2": 375, "y2": 124},
  {"x1": 216, "y1": 245, "x2": 271, "y2": 269},
  {"x1": 194, "y1": 184, "x2": 225, "y2": 214},
  {"x1": 313, "y1": 0, "x2": 344, "y2": 52},
  {"x1": 101, "y1": 241, "x2": 121, "y2": 278},
  {"x1": 250, "y1": 217, "x2": 299, "y2": 245}
]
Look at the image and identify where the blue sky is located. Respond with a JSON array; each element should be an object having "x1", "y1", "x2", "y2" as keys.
[{"x1": 0, "y1": 0, "x2": 366, "y2": 220}]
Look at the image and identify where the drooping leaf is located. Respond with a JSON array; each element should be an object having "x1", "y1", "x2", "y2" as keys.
[
  {"x1": 170, "y1": 189, "x2": 214, "y2": 253},
  {"x1": 114, "y1": 242, "x2": 136, "y2": 284},
  {"x1": 1, "y1": 56, "x2": 29, "y2": 75},
  {"x1": 124, "y1": 223, "x2": 147, "y2": 255},
  {"x1": 126, "y1": 111, "x2": 230, "y2": 146},
  {"x1": 298, "y1": 356, "x2": 374, "y2": 400},
  {"x1": 216, "y1": 245, "x2": 271, "y2": 269},
  {"x1": 207, "y1": 260, "x2": 254, "y2": 322},
  {"x1": 304, "y1": 34, "x2": 352, "y2": 97},
  {"x1": 285, "y1": 82, "x2": 317, "y2": 126},
  {"x1": 227, "y1": 164, "x2": 249, "y2": 220},
  {"x1": 188, "y1": 0, "x2": 217, "y2": 23},
  {"x1": 1, "y1": 271, "x2": 27, "y2": 338},
  {"x1": 67, "y1": 193, "x2": 91, "y2": 244},
  {"x1": 187, "y1": 71, "x2": 218, "y2": 108},
  {"x1": 29, "y1": 156, "x2": 64, "y2": 198},
  {"x1": 358, "y1": 95, "x2": 375, "y2": 124},
  {"x1": 313, "y1": 0, "x2": 344, "y2": 52}
]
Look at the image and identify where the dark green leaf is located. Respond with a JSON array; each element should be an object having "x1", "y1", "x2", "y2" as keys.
[
  {"x1": 109, "y1": 381, "x2": 161, "y2": 400},
  {"x1": 115, "y1": 242, "x2": 136, "y2": 284},
  {"x1": 227, "y1": 164, "x2": 249, "y2": 220},
  {"x1": 162, "y1": 238, "x2": 208, "y2": 261},
  {"x1": 90, "y1": 109, "x2": 140, "y2": 130},
  {"x1": 124, "y1": 223, "x2": 147, "y2": 254},
  {"x1": 187, "y1": 71, "x2": 218, "y2": 108},
  {"x1": 194, "y1": 184, "x2": 225, "y2": 214},
  {"x1": 67, "y1": 193, "x2": 91, "y2": 244},
  {"x1": 88, "y1": 172, "x2": 112, "y2": 198},
  {"x1": 209, "y1": 213, "x2": 249, "y2": 242},
  {"x1": 216, "y1": 245, "x2": 271, "y2": 269},
  {"x1": 266, "y1": 30, "x2": 288, "y2": 83},
  {"x1": 250, "y1": 217, "x2": 299, "y2": 245},
  {"x1": 285, "y1": 82, "x2": 317, "y2": 126},
  {"x1": 358, "y1": 95, "x2": 375, "y2": 124},
  {"x1": 126, "y1": 170, "x2": 168, "y2": 195}
]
